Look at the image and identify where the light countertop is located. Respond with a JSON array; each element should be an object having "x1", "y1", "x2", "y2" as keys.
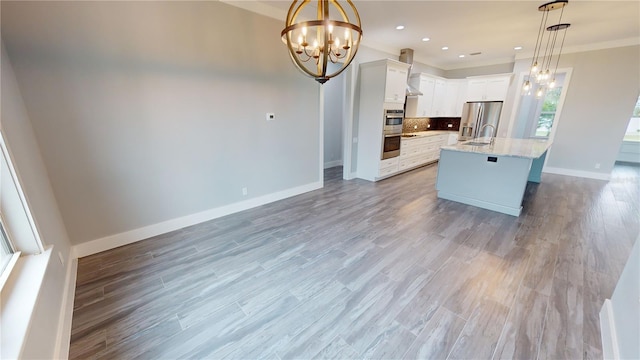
[
  {"x1": 441, "y1": 137, "x2": 552, "y2": 159},
  {"x1": 401, "y1": 130, "x2": 457, "y2": 138}
]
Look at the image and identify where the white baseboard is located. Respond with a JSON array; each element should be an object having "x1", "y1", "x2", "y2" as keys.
[
  {"x1": 72, "y1": 181, "x2": 322, "y2": 258},
  {"x1": 323, "y1": 160, "x2": 343, "y2": 169},
  {"x1": 543, "y1": 166, "x2": 611, "y2": 181},
  {"x1": 54, "y1": 258, "x2": 77, "y2": 360},
  {"x1": 600, "y1": 299, "x2": 620, "y2": 360}
]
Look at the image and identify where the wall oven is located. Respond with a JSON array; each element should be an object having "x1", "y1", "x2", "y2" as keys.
[{"x1": 382, "y1": 109, "x2": 403, "y2": 159}]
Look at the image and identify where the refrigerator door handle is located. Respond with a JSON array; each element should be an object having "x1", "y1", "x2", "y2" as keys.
[{"x1": 475, "y1": 105, "x2": 483, "y2": 138}]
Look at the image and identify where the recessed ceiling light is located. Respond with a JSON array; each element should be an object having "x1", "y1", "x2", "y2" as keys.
[
  {"x1": 441, "y1": 46, "x2": 449, "y2": 50},
  {"x1": 458, "y1": 55, "x2": 465, "y2": 58},
  {"x1": 396, "y1": 25, "x2": 405, "y2": 30},
  {"x1": 514, "y1": 46, "x2": 523, "y2": 50},
  {"x1": 422, "y1": 37, "x2": 430, "y2": 42}
]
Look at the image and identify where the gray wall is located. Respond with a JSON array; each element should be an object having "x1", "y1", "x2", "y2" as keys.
[
  {"x1": 445, "y1": 62, "x2": 515, "y2": 79},
  {"x1": 1, "y1": 41, "x2": 72, "y2": 359},
  {"x1": 507, "y1": 46, "x2": 640, "y2": 176},
  {"x1": 1, "y1": 1, "x2": 320, "y2": 245}
]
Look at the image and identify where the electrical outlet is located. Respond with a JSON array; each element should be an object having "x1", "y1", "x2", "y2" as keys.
[
  {"x1": 57, "y1": 251, "x2": 64, "y2": 267},
  {"x1": 242, "y1": 187, "x2": 248, "y2": 196},
  {"x1": 266, "y1": 113, "x2": 275, "y2": 121},
  {"x1": 595, "y1": 163, "x2": 601, "y2": 169}
]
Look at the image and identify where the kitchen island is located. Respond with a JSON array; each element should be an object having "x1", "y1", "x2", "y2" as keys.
[{"x1": 436, "y1": 138, "x2": 552, "y2": 216}]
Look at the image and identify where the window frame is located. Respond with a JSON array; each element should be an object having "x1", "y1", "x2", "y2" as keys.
[{"x1": 0, "y1": 131, "x2": 43, "y2": 290}]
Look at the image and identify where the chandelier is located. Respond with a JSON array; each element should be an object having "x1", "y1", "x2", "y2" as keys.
[
  {"x1": 522, "y1": 0, "x2": 571, "y2": 97},
  {"x1": 281, "y1": 0, "x2": 363, "y2": 84}
]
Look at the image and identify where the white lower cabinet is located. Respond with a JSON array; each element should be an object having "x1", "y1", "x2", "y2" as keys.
[
  {"x1": 378, "y1": 157, "x2": 399, "y2": 177},
  {"x1": 398, "y1": 133, "x2": 450, "y2": 173}
]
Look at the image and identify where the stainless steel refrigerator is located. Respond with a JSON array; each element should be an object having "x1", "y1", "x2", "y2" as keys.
[{"x1": 458, "y1": 101, "x2": 503, "y2": 141}]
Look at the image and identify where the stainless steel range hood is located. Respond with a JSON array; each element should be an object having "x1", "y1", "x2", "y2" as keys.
[{"x1": 399, "y1": 48, "x2": 423, "y2": 97}]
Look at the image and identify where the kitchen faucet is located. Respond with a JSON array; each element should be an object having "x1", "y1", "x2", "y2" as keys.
[{"x1": 478, "y1": 124, "x2": 496, "y2": 145}]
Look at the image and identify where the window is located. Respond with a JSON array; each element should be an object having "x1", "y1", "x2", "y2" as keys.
[
  {"x1": 0, "y1": 131, "x2": 42, "y2": 289},
  {"x1": 534, "y1": 87, "x2": 562, "y2": 137},
  {"x1": 0, "y1": 219, "x2": 14, "y2": 274},
  {"x1": 623, "y1": 96, "x2": 640, "y2": 142}
]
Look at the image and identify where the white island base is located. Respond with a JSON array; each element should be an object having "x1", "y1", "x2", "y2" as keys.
[{"x1": 436, "y1": 138, "x2": 550, "y2": 216}]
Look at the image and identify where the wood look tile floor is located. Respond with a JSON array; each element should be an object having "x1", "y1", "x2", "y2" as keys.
[{"x1": 70, "y1": 163, "x2": 639, "y2": 360}]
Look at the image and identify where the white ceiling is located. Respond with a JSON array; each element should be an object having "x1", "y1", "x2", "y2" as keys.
[{"x1": 226, "y1": 0, "x2": 640, "y2": 70}]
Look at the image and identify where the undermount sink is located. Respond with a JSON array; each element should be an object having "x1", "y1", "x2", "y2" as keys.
[{"x1": 464, "y1": 141, "x2": 491, "y2": 146}]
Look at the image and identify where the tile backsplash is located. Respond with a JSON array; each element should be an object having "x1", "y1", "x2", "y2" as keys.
[
  {"x1": 403, "y1": 117, "x2": 461, "y2": 133},
  {"x1": 403, "y1": 117, "x2": 431, "y2": 132}
]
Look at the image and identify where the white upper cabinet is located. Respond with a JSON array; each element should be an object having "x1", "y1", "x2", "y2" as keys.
[
  {"x1": 440, "y1": 79, "x2": 466, "y2": 117},
  {"x1": 465, "y1": 75, "x2": 511, "y2": 102},
  {"x1": 405, "y1": 74, "x2": 436, "y2": 117},
  {"x1": 431, "y1": 79, "x2": 447, "y2": 117},
  {"x1": 384, "y1": 63, "x2": 409, "y2": 104},
  {"x1": 408, "y1": 76, "x2": 467, "y2": 118}
]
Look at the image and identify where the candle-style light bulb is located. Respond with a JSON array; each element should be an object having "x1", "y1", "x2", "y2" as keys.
[
  {"x1": 531, "y1": 61, "x2": 539, "y2": 73},
  {"x1": 328, "y1": 24, "x2": 333, "y2": 34},
  {"x1": 522, "y1": 80, "x2": 531, "y2": 92},
  {"x1": 339, "y1": 29, "x2": 349, "y2": 49}
]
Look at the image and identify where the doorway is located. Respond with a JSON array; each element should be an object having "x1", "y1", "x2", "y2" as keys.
[
  {"x1": 323, "y1": 63, "x2": 345, "y2": 170},
  {"x1": 616, "y1": 95, "x2": 640, "y2": 163}
]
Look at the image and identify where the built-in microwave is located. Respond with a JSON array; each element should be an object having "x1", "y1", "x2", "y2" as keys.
[{"x1": 383, "y1": 109, "x2": 404, "y2": 135}]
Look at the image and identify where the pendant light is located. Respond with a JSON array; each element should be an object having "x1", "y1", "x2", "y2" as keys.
[
  {"x1": 523, "y1": 0, "x2": 571, "y2": 96},
  {"x1": 281, "y1": 0, "x2": 363, "y2": 84}
]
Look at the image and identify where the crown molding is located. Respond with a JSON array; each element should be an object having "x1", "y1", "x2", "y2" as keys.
[{"x1": 514, "y1": 37, "x2": 640, "y2": 61}]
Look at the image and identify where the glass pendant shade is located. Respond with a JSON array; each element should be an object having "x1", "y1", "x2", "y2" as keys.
[{"x1": 281, "y1": 0, "x2": 363, "y2": 84}]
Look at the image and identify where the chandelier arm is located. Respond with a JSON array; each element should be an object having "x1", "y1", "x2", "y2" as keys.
[{"x1": 302, "y1": 46, "x2": 315, "y2": 59}]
